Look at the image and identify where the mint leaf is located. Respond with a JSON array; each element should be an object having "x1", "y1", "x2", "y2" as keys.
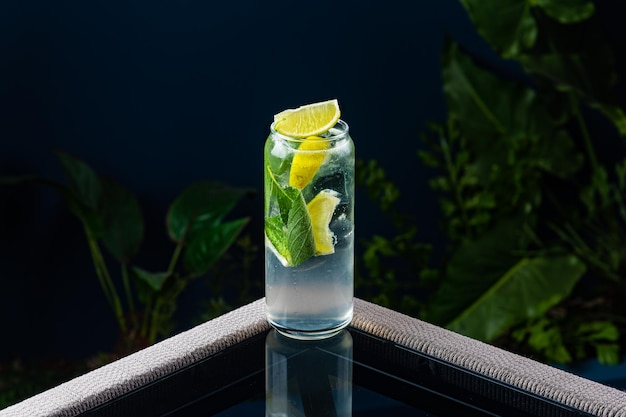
[
  {"x1": 286, "y1": 190, "x2": 315, "y2": 266},
  {"x1": 265, "y1": 216, "x2": 291, "y2": 263},
  {"x1": 265, "y1": 165, "x2": 316, "y2": 266},
  {"x1": 266, "y1": 164, "x2": 295, "y2": 223},
  {"x1": 264, "y1": 164, "x2": 273, "y2": 217}
]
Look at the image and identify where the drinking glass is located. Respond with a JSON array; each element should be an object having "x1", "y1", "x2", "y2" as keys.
[{"x1": 264, "y1": 119, "x2": 355, "y2": 339}]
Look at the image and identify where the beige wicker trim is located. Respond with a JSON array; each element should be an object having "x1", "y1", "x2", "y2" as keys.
[
  {"x1": 4, "y1": 297, "x2": 626, "y2": 417},
  {"x1": 352, "y1": 298, "x2": 626, "y2": 417},
  {"x1": 0, "y1": 299, "x2": 270, "y2": 417}
]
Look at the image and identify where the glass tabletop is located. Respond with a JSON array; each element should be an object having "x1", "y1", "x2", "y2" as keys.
[{"x1": 78, "y1": 327, "x2": 593, "y2": 417}]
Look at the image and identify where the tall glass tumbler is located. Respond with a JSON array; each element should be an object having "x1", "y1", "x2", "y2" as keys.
[{"x1": 264, "y1": 119, "x2": 355, "y2": 339}]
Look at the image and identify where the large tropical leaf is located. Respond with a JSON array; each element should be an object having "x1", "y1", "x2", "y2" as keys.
[
  {"x1": 443, "y1": 40, "x2": 547, "y2": 140},
  {"x1": 519, "y1": 28, "x2": 625, "y2": 135},
  {"x1": 459, "y1": 0, "x2": 537, "y2": 58},
  {"x1": 519, "y1": 18, "x2": 617, "y2": 100},
  {"x1": 55, "y1": 151, "x2": 104, "y2": 235},
  {"x1": 443, "y1": 40, "x2": 581, "y2": 183},
  {"x1": 424, "y1": 218, "x2": 522, "y2": 326},
  {"x1": 447, "y1": 254, "x2": 585, "y2": 341},
  {"x1": 55, "y1": 151, "x2": 102, "y2": 210},
  {"x1": 461, "y1": 0, "x2": 623, "y2": 136},
  {"x1": 167, "y1": 181, "x2": 252, "y2": 244},
  {"x1": 459, "y1": 0, "x2": 594, "y2": 58},
  {"x1": 183, "y1": 218, "x2": 249, "y2": 277},
  {"x1": 533, "y1": 0, "x2": 595, "y2": 24}
]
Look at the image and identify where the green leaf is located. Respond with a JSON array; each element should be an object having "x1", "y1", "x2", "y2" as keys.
[
  {"x1": 264, "y1": 164, "x2": 274, "y2": 218},
  {"x1": 53, "y1": 152, "x2": 105, "y2": 235},
  {"x1": 595, "y1": 344, "x2": 620, "y2": 366},
  {"x1": 443, "y1": 40, "x2": 546, "y2": 139},
  {"x1": 576, "y1": 321, "x2": 619, "y2": 343},
  {"x1": 593, "y1": 104, "x2": 626, "y2": 137},
  {"x1": 534, "y1": 0, "x2": 595, "y2": 24},
  {"x1": 417, "y1": 150, "x2": 440, "y2": 169},
  {"x1": 275, "y1": 181, "x2": 301, "y2": 226},
  {"x1": 99, "y1": 178, "x2": 144, "y2": 263},
  {"x1": 447, "y1": 254, "x2": 585, "y2": 341},
  {"x1": 183, "y1": 217, "x2": 249, "y2": 277},
  {"x1": 131, "y1": 266, "x2": 170, "y2": 292},
  {"x1": 532, "y1": 129, "x2": 583, "y2": 178},
  {"x1": 355, "y1": 159, "x2": 400, "y2": 213},
  {"x1": 55, "y1": 151, "x2": 102, "y2": 210},
  {"x1": 285, "y1": 190, "x2": 315, "y2": 266},
  {"x1": 265, "y1": 216, "x2": 291, "y2": 263},
  {"x1": 459, "y1": 0, "x2": 537, "y2": 58},
  {"x1": 516, "y1": 13, "x2": 623, "y2": 136},
  {"x1": 264, "y1": 166, "x2": 316, "y2": 266},
  {"x1": 441, "y1": 39, "x2": 582, "y2": 217},
  {"x1": 520, "y1": 48, "x2": 618, "y2": 108},
  {"x1": 513, "y1": 318, "x2": 573, "y2": 363},
  {"x1": 424, "y1": 218, "x2": 522, "y2": 325},
  {"x1": 167, "y1": 181, "x2": 251, "y2": 244}
]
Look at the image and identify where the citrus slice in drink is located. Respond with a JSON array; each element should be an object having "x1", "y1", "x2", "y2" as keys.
[
  {"x1": 289, "y1": 136, "x2": 329, "y2": 189},
  {"x1": 273, "y1": 99, "x2": 341, "y2": 138},
  {"x1": 307, "y1": 189, "x2": 340, "y2": 255}
]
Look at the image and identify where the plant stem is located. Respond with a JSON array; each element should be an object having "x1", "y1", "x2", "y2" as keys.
[
  {"x1": 167, "y1": 241, "x2": 184, "y2": 275},
  {"x1": 140, "y1": 292, "x2": 153, "y2": 339},
  {"x1": 84, "y1": 227, "x2": 127, "y2": 333},
  {"x1": 141, "y1": 243, "x2": 183, "y2": 345},
  {"x1": 441, "y1": 128, "x2": 471, "y2": 237},
  {"x1": 148, "y1": 297, "x2": 162, "y2": 345},
  {"x1": 559, "y1": 223, "x2": 621, "y2": 283},
  {"x1": 121, "y1": 263, "x2": 137, "y2": 329}
]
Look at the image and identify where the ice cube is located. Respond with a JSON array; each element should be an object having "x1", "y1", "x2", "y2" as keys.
[{"x1": 271, "y1": 139, "x2": 289, "y2": 159}]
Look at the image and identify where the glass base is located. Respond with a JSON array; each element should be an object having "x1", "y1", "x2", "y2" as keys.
[{"x1": 268, "y1": 317, "x2": 352, "y2": 341}]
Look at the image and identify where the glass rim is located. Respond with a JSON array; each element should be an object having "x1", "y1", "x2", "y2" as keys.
[{"x1": 269, "y1": 119, "x2": 349, "y2": 143}]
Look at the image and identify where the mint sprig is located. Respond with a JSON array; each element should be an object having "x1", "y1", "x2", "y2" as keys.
[{"x1": 265, "y1": 165, "x2": 315, "y2": 266}]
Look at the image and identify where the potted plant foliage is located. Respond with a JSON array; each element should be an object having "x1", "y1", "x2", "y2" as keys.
[{"x1": 357, "y1": 0, "x2": 626, "y2": 368}]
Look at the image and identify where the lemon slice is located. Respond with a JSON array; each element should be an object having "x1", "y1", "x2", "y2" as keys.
[
  {"x1": 274, "y1": 99, "x2": 341, "y2": 138},
  {"x1": 289, "y1": 136, "x2": 330, "y2": 189},
  {"x1": 307, "y1": 190, "x2": 340, "y2": 255}
]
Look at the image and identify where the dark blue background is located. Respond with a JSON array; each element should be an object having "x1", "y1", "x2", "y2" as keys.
[{"x1": 1, "y1": 0, "x2": 624, "y2": 366}]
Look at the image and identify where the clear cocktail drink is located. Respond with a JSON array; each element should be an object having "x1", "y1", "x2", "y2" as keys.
[{"x1": 264, "y1": 104, "x2": 354, "y2": 340}]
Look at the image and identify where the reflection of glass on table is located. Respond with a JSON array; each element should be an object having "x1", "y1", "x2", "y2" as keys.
[{"x1": 265, "y1": 329, "x2": 353, "y2": 417}]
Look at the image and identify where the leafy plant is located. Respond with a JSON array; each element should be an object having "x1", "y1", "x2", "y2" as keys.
[
  {"x1": 355, "y1": 159, "x2": 438, "y2": 315},
  {"x1": 1, "y1": 152, "x2": 253, "y2": 350},
  {"x1": 358, "y1": 0, "x2": 626, "y2": 365}
]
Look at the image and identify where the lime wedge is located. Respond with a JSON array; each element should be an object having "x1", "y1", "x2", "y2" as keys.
[
  {"x1": 274, "y1": 99, "x2": 341, "y2": 138},
  {"x1": 307, "y1": 190, "x2": 340, "y2": 255}
]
